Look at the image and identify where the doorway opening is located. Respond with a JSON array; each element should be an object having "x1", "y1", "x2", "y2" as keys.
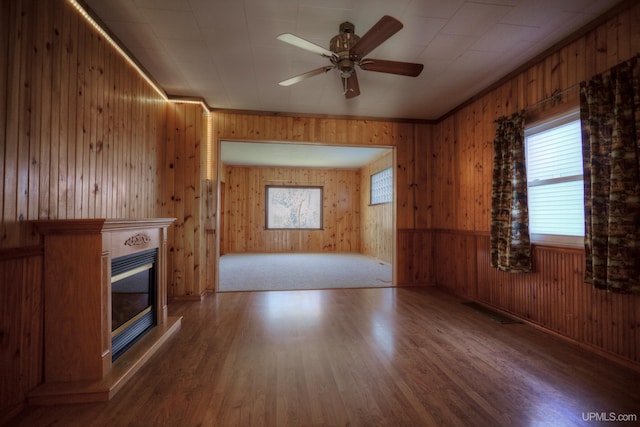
[{"x1": 216, "y1": 140, "x2": 395, "y2": 292}]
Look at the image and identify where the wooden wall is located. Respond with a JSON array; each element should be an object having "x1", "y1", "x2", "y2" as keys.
[
  {"x1": 210, "y1": 113, "x2": 426, "y2": 282},
  {"x1": 3, "y1": 0, "x2": 639, "y2": 420},
  {"x1": 0, "y1": 249, "x2": 43, "y2": 424},
  {"x1": 0, "y1": 0, "x2": 209, "y2": 419},
  {"x1": 164, "y1": 103, "x2": 208, "y2": 300},
  {"x1": 0, "y1": 0, "x2": 166, "y2": 419},
  {"x1": 0, "y1": 0, "x2": 167, "y2": 249},
  {"x1": 360, "y1": 150, "x2": 393, "y2": 264},
  {"x1": 222, "y1": 165, "x2": 360, "y2": 253},
  {"x1": 430, "y1": 231, "x2": 640, "y2": 367},
  {"x1": 397, "y1": 122, "x2": 433, "y2": 285},
  {"x1": 425, "y1": 1, "x2": 640, "y2": 367},
  {"x1": 211, "y1": 113, "x2": 419, "y2": 225}
]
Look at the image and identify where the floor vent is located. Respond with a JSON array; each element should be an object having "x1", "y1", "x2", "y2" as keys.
[{"x1": 462, "y1": 302, "x2": 522, "y2": 324}]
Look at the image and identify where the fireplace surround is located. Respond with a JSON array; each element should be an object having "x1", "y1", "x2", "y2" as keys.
[{"x1": 28, "y1": 218, "x2": 180, "y2": 404}]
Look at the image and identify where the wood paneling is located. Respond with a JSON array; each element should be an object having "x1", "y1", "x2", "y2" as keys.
[
  {"x1": 163, "y1": 103, "x2": 207, "y2": 300},
  {"x1": 433, "y1": 231, "x2": 640, "y2": 367},
  {"x1": 3, "y1": 0, "x2": 640, "y2": 420},
  {"x1": 212, "y1": 113, "x2": 413, "y2": 147},
  {"x1": 414, "y1": 123, "x2": 433, "y2": 229},
  {"x1": 427, "y1": 2, "x2": 640, "y2": 367},
  {"x1": 222, "y1": 165, "x2": 360, "y2": 254},
  {"x1": 0, "y1": 249, "x2": 43, "y2": 424},
  {"x1": 211, "y1": 116, "x2": 423, "y2": 287},
  {"x1": 0, "y1": 0, "x2": 206, "y2": 417},
  {"x1": 396, "y1": 229, "x2": 433, "y2": 286},
  {"x1": 211, "y1": 113, "x2": 418, "y2": 229},
  {"x1": 431, "y1": 2, "x2": 640, "y2": 232},
  {"x1": 360, "y1": 150, "x2": 393, "y2": 263},
  {"x1": 1, "y1": 0, "x2": 167, "y2": 250}
]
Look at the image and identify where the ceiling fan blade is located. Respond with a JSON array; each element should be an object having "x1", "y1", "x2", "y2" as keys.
[
  {"x1": 344, "y1": 71, "x2": 360, "y2": 99},
  {"x1": 277, "y1": 33, "x2": 335, "y2": 58},
  {"x1": 279, "y1": 66, "x2": 334, "y2": 86},
  {"x1": 359, "y1": 59, "x2": 423, "y2": 77},
  {"x1": 350, "y1": 16, "x2": 403, "y2": 60}
]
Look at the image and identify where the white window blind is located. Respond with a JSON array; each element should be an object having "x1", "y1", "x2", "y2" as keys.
[{"x1": 525, "y1": 111, "x2": 584, "y2": 246}]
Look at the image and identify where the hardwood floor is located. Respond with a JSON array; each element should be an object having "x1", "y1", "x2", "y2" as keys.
[{"x1": 7, "y1": 287, "x2": 640, "y2": 426}]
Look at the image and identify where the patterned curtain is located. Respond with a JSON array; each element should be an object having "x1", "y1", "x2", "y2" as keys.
[
  {"x1": 580, "y1": 57, "x2": 640, "y2": 294},
  {"x1": 490, "y1": 111, "x2": 532, "y2": 273}
]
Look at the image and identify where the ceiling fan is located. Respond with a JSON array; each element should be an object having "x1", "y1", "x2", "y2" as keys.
[{"x1": 277, "y1": 16, "x2": 424, "y2": 99}]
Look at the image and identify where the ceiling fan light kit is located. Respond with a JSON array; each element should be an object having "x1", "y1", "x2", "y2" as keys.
[{"x1": 278, "y1": 15, "x2": 424, "y2": 99}]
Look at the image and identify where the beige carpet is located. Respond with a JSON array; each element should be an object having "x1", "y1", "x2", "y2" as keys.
[{"x1": 218, "y1": 252, "x2": 392, "y2": 292}]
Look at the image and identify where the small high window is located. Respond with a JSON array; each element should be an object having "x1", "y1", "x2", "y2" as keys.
[
  {"x1": 525, "y1": 110, "x2": 584, "y2": 247},
  {"x1": 370, "y1": 167, "x2": 392, "y2": 205}
]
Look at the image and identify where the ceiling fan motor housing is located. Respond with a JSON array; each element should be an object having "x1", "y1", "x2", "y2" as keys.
[{"x1": 330, "y1": 22, "x2": 361, "y2": 78}]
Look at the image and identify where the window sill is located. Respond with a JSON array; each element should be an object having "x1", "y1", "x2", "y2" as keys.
[{"x1": 530, "y1": 233, "x2": 584, "y2": 249}]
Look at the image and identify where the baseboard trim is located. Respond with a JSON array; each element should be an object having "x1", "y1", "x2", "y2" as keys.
[{"x1": 448, "y1": 292, "x2": 640, "y2": 374}]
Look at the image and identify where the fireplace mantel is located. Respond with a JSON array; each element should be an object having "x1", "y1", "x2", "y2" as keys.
[{"x1": 28, "y1": 218, "x2": 181, "y2": 404}]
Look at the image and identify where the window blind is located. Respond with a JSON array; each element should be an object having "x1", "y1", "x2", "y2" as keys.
[{"x1": 525, "y1": 113, "x2": 584, "y2": 245}]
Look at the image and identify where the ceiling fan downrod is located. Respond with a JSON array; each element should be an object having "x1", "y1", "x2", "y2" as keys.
[{"x1": 342, "y1": 76, "x2": 349, "y2": 95}]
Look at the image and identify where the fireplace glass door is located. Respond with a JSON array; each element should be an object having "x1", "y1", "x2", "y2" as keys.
[{"x1": 111, "y1": 248, "x2": 157, "y2": 360}]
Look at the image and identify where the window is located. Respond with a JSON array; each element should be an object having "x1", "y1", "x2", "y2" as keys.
[
  {"x1": 525, "y1": 110, "x2": 584, "y2": 247},
  {"x1": 266, "y1": 186, "x2": 323, "y2": 229},
  {"x1": 370, "y1": 167, "x2": 393, "y2": 205}
]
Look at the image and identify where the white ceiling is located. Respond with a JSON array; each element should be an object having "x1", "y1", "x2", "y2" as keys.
[{"x1": 83, "y1": 0, "x2": 621, "y2": 121}]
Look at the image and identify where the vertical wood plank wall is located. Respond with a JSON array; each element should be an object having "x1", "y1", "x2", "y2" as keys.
[
  {"x1": 397, "y1": 123, "x2": 434, "y2": 285},
  {"x1": 211, "y1": 113, "x2": 417, "y2": 226},
  {"x1": 427, "y1": 2, "x2": 640, "y2": 367},
  {"x1": 360, "y1": 150, "x2": 393, "y2": 264},
  {"x1": 211, "y1": 113, "x2": 423, "y2": 276},
  {"x1": 164, "y1": 103, "x2": 207, "y2": 300},
  {"x1": 0, "y1": 0, "x2": 208, "y2": 418},
  {"x1": 222, "y1": 165, "x2": 361, "y2": 254},
  {"x1": 2, "y1": 0, "x2": 640, "y2": 420},
  {"x1": 0, "y1": 249, "x2": 43, "y2": 423},
  {"x1": 1, "y1": 0, "x2": 167, "y2": 249}
]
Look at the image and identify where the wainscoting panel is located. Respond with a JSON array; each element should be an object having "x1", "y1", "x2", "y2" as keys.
[
  {"x1": 435, "y1": 231, "x2": 640, "y2": 367},
  {"x1": 0, "y1": 249, "x2": 43, "y2": 423}
]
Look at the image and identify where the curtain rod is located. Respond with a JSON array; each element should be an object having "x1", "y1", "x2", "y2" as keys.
[
  {"x1": 526, "y1": 53, "x2": 640, "y2": 112},
  {"x1": 525, "y1": 82, "x2": 581, "y2": 112},
  {"x1": 496, "y1": 83, "x2": 581, "y2": 123},
  {"x1": 499, "y1": 54, "x2": 640, "y2": 121}
]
